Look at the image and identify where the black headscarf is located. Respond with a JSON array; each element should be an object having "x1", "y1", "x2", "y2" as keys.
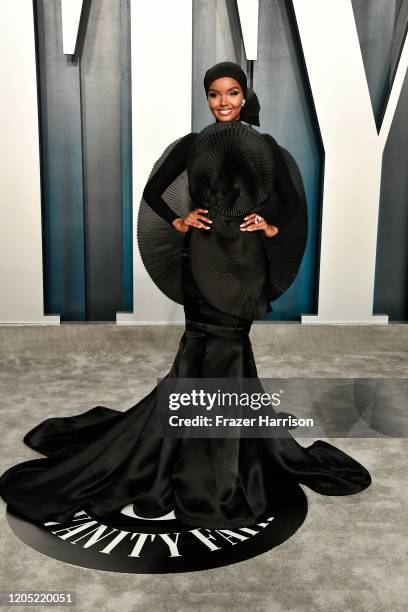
[{"x1": 203, "y1": 61, "x2": 260, "y2": 127}]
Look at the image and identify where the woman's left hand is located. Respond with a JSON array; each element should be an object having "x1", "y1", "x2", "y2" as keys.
[{"x1": 240, "y1": 213, "x2": 279, "y2": 237}]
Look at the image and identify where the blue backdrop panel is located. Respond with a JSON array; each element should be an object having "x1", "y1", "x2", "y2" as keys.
[
  {"x1": 36, "y1": 0, "x2": 86, "y2": 320},
  {"x1": 253, "y1": 0, "x2": 319, "y2": 321},
  {"x1": 79, "y1": 0, "x2": 129, "y2": 320}
]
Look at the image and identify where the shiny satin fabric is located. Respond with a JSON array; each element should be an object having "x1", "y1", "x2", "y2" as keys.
[{"x1": 0, "y1": 233, "x2": 371, "y2": 528}]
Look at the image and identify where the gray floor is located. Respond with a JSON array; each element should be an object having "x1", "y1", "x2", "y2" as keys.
[{"x1": 0, "y1": 323, "x2": 407, "y2": 612}]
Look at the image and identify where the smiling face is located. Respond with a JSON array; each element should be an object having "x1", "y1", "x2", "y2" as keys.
[{"x1": 207, "y1": 76, "x2": 244, "y2": 122}]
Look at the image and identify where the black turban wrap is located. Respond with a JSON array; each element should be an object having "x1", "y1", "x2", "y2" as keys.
[{"x1": 203, "y1": 61, "x2": 261, "y2": 127}]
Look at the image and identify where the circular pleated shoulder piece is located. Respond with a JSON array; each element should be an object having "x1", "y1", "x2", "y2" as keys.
[
  {"x1": 259, "y1": 144, "x2": 309, "y2": 303},
  {"x1": 186, "y1": 120, "x2": 275, "y2": 217},
  {"x1": 137, "y1": 137, "x2": 193, "y2": 305}
]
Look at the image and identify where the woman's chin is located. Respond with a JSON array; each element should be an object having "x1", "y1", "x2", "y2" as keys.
[{"x1": 214, "y1": 110, "x2": 238, "y2": 122}]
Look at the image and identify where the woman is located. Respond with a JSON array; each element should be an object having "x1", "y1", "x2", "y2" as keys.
[{"x1": 0, "y1": 62, "x2": 371, "y2": 529}]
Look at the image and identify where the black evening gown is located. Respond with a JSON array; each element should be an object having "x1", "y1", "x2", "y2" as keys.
[{"x1": 0, "y1": 230, "x2": 371, "y2": 528}]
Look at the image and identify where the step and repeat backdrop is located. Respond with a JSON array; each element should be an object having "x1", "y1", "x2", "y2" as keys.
[{"x1": 1, "y1": 0, "x2": 407, "y2": 323}]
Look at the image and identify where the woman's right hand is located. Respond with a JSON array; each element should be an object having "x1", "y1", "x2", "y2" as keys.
[{"x1": 171, "y1": 208, "x2": 212, "y2": 233}]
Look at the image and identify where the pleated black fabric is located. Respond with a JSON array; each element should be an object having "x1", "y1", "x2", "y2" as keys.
[{"x1": 0, "y1": 232, "x2": 371, "y2": 528}]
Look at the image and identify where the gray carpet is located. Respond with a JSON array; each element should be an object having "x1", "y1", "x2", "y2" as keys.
[{"x1": 0, "y1": 323, "x2": 407, "y2": 612}]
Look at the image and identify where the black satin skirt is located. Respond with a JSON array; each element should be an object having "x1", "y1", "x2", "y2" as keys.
[{"x1": 0, "y1": 232, "x2": 371, "y2": 528}]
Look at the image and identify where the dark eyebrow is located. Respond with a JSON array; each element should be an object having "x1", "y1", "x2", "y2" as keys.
[{"x1": 208, "y1": 86, "x2": 240, "y2": 93}]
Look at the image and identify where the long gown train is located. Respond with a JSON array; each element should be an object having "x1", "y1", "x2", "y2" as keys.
[{"x1": 0, "y1": 232, "x2": 371, "y2": 528}]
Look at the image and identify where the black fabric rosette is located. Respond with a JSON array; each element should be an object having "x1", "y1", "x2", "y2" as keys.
[
  {"x1": 258, "y1": 142, "x2": 309, "y2": 302},
  {"x1": 185, "y1": 120, "x2": 275, "y2": 319}
]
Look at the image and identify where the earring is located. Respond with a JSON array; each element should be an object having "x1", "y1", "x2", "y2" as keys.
[{"x1": 241, "y1": 99, "x2": 246, "y2": 107}]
